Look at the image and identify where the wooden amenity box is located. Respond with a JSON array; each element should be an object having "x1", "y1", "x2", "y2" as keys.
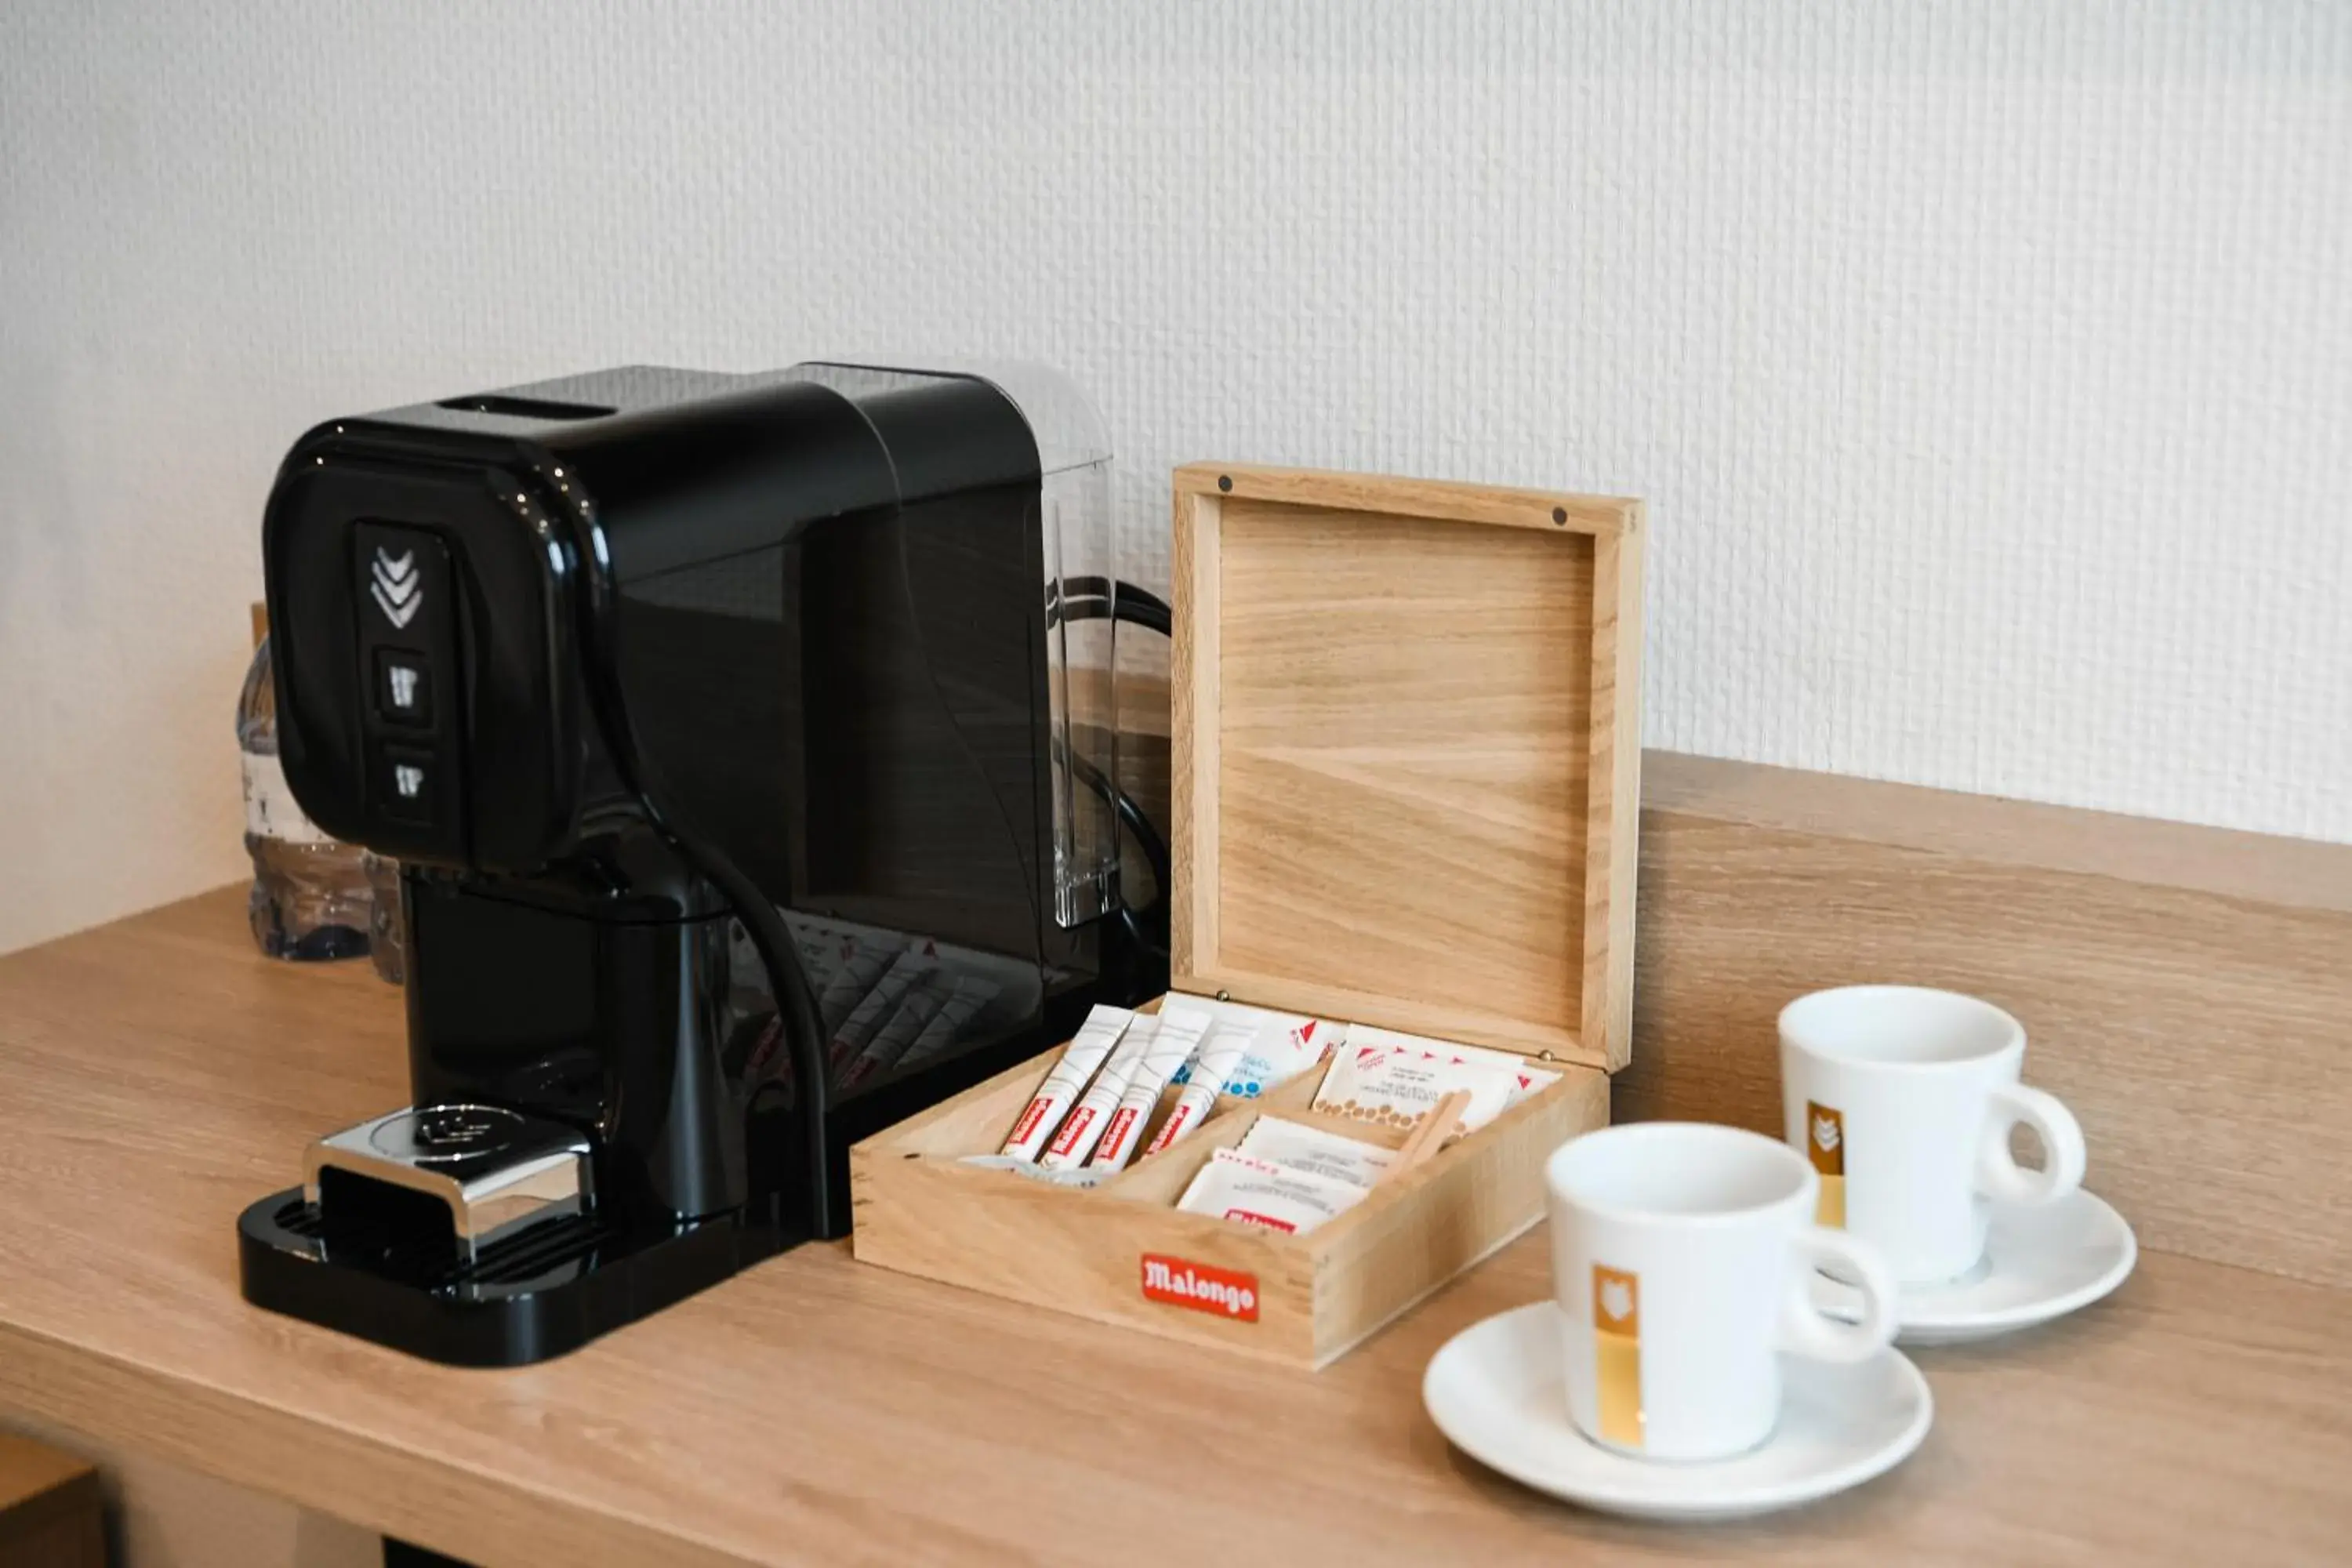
[{"x1": 851, "y1": 464, "x2": 1644, "y2": 1367}]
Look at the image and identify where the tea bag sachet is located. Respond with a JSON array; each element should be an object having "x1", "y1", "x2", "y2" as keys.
[{"x1": 1312, "y1": 1025, "x2": 1557, "y2": 1141}]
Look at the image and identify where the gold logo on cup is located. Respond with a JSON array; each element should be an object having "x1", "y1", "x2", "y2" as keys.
[
  {"x1": 1592, "y1": 1264, "x2": 1642, "y2": 1448},
  {"x1": 1808, "y1": 1100, "x2": 1846, "y2": 1229}
]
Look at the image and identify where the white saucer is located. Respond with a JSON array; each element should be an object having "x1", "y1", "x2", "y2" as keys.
[
  {"x1": 1813, "y1": 1189, "x2": 2137, "y2": 1346},
  {"x1": 1423, "y1": 1302, "x2": 1933, "y2": 1522}
]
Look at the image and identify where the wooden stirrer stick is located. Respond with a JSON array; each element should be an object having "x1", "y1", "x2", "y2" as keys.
[{"x1": 1377, "y1": 1089, "x2": 1472, "y2": 1186}]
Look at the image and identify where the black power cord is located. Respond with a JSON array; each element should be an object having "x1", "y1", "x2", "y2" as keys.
[
  {"x1": 1044, "y1": 576, "x2": 1172, "y2": 637},
  {"x1": 1042, "y1": 577, "x2": 1175, "y2": 956}
]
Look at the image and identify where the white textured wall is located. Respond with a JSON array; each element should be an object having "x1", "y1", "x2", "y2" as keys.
[{"x1": 3, "y1": 2, "x2": 2347, "y2": 954}]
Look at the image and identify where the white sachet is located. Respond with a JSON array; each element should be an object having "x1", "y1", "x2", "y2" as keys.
[
  {"x1": 1141, "y1": 1020, "x2": 1254, "y2": 1157},
  {"x1": 1041, "y1": 1015, "x2": 1161, "y2": 1170},
  {"x1": 1163, "y1": 995, "x2": 1341, "y2": 1098},
  {"x1": 1312, "y1": 1038, "x2": 1528, "y2": 1140},
  {"x1": 1234, "y1": 1116, "x2": 1396, "y2": 1189},
  {"x1": 999, "y1": 1005, "x2": 1134, "y2": 1160},
  {"x1": 1343, "y1": 1024, "x2": 1563, "y2": 1105},
  {"x1": 1174, "y1": 1147, "x2": 1368, "y2": 1236},
  {"x1": 1090, "y1": 1007, "x2": 1214, "y2": 1171}
]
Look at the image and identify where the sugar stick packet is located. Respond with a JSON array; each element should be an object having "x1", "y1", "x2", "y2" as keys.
[
  {"x1": 1000, "y1": 1005, "x2": 1134, "y2": 1160},
  {"x1": 1041, "y1": 1014, "x2": 1161, "y2": 1170},
  {"x1": 1141, "y1": 1020, "x2": 1254, "y2": 1157},
  {"x1": 1089, "y1": 1007, "x2": 1214, "y2": 1172}
]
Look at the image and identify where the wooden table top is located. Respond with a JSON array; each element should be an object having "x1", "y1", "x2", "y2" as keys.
[{"x1": 0, "y1": 889, "x2": 2344, "y2": 1566}]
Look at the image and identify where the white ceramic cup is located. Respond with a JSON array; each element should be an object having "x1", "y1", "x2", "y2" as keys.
[
  {"x1": 1546, "y1": 1122, "x2": 1900, "y2": 1462},
  {"x1": 1779, "y1": 985, "x2": 2087, "y2": 1285}
]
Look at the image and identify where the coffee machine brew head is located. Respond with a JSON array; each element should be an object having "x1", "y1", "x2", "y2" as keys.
[{"x1": 238, "y1": 362, "x2": 1164, "y2": 1365}]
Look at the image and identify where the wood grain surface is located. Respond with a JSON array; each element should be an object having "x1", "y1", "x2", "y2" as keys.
[
  {"x1": 0, "y1": 753, "x2": 2346, "y2": 1566},
  {"x1": 851, "y1": 1037, "x2": 1608, "y2": 1367},
  {"x1": 1580, "y1": 524, "x2": 1645, "y2": 1070},
  {"x1": 1172, "y1": 462, "x2": 1640, "y2": 537},
  {"x1": 1628, "y1": 753, "x2": 2352, "y2": 1289},
  {"x1": 1169, "y1": 465, "x2": 1642, "y2": 1069},
  {"x1": 0, "y1": 1430, "x2": 103, "y2": 1567},
  {"x1": 0, "y1": 1410, "x2": 376, "y2": 1568}
]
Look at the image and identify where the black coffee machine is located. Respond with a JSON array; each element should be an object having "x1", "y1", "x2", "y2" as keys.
[{"x1": 237, "y1": 361, "x2": 1166, "y2": 1364}]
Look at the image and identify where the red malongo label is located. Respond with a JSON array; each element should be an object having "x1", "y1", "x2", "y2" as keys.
[
  {"x1": 1047, "y1": 1104, "x2": 1096, "y2": 1157},
  {"x1": 1221, "y1": 1209, "x2": 1297, "y2": 1235},
  {"x1": 1098, "y1": 1105, "x2": 1139, "y2": 1156},
  {"x1": 1006, "y1": 1096, "x2": 1051, "y2": 1147},
  {"x1": 1140, "y1": 1254, "x2": 1260, "y2": 1321}
]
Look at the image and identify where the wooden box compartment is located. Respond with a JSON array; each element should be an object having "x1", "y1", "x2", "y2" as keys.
[
  {"x1": 851, "y1": 464, "x2": 1643, "y2": 1367},
  {"x1": 854, "y1": 1020, "x2": 1610, "y2": 1367}
]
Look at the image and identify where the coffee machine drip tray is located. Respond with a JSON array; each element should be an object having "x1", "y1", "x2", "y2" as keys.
[{"x1": 239, "y1": 1105, "x2": 783, "y2": 1367}]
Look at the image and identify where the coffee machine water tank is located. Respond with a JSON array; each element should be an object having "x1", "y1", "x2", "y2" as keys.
[{"x1": 237, "y1": 361, "x2": 1165, "y2": 1364}]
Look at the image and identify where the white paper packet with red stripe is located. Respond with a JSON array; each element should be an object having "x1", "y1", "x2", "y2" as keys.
[
  {"x1": 1312, "y1": 1025, "x2": 1559, "y2": 1141},
  {"x1": 1040, "y1": 1015, "x2": 1162, "y2": 1170},
  {"x1": 1089, "y1": 1007, "x2": 1214, "y2": 1172},
  {"x1": 997, "y1": 1005, "x2": 1134, "y2": 1160},
  {"x1": 1174, "y1": 1147, "x2": 1368, "y2": 1237},
  {"x1": 1234, "y1": 1116, "x2": 1396, "y2": 1189},
  {"x1": 1140, "y1": 1020, "x2": 1254, "y2": 1158}
]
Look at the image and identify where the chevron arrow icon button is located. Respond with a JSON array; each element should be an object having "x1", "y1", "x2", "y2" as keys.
[{"x1": 370, "y1": 546, "x2": 423, "y2": 630}]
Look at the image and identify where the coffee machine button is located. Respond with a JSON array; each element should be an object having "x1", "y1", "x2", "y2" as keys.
[
  {"x1": 374, "y1": 649, "x2": 434, "y2": 727},
  {"x1": 356, "y1": 528, "x2": 442, "y2": 641},
  {"x1": 381, "y1": 747, "x2": 436, "y2": 824}
]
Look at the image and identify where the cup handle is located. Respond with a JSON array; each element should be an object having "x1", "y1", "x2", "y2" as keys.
[
  {"x1": 1975, "y1": 1083, "x2": 2086, "y2": 1207},
  {"x1": 1780, "y1": 1228, "x2": 1900, "y2": 1363}
]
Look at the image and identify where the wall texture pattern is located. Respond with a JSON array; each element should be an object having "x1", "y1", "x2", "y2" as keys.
[{"x1": 2, "y1": 1, "x2": 2347, "y2": 953}]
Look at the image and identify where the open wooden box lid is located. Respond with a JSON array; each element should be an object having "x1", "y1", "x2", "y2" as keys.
[{"x1": 1170, "y1": 465, "x2": 1644, "y2": 1073}]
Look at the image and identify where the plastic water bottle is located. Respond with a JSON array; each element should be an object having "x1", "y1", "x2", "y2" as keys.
[
  {"x1": 238, "y1": 635, "x2": 370, "y2": 960},
  {"x1": 363, "y1": 851, "x2": 405, "y2": 984}
]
